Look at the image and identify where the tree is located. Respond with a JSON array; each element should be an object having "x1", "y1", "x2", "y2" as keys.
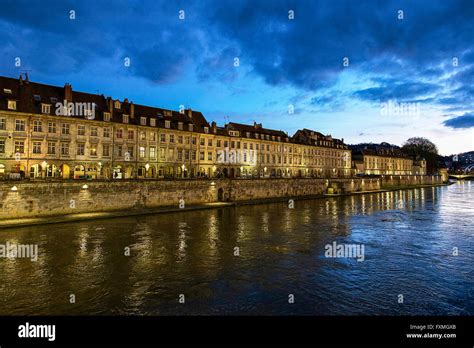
[{"x1": 401, "y1": 137, "x2": 440, "y2": 174}]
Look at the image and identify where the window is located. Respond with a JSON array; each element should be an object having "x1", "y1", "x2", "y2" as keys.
[
  {"x1": 200, "y1": 138, "x2": 205, "y2": 146},
  {"x1": 208, "y1": 152, "x2": 212, "y2": 161},
  {"x1": 33, "y1": 94, "x2": 41, "y2": 102},
  {"x1": 169, "y1": 134, "x2": 175, "y2": 143},
  {"x1": 103, "y1": 127, "x2": 110, "y2": 138},
  {"x1": 160, "y1": 147, "x2": 166, "y2": 159},
  {"x1": 217, "y1": 140, "x2": 221, "y2": 147},
  {"x1": 41, "y1": 104, "x2": 51, "y2": 114},
  {"x1": 149, "y1": 146, "x2": 156, "y2": 158},
  {"x1": 140, "y1": 131, "x2": 146, "y2": 140},
  {"x1": 77, "y1": 143, "x2": 85, "y2": 156},
  {"x1": 114, "y1": 101, "x2": 121, "y2": 109},
  {"x1": 8, "y1": 100, "x2": 17, "y2": 110},
  {"x1": 32, "y1": 142, "x2": 42, "y2": 154},
  {"x1": 103, "y1": 145, "x2": 110, "y2": 157},
  {"x1": 15, "y1": 119, "x2": 25, "y2": 131},
  {"x1": 14, "y1": 140, "x2": 25, "y2": 153},
  {"x1": 208, "y1": 139, "x2": 212, "y2": 146},
  {"x1": 0, "y1": 140, "x2": 5, "y2": 153},
  {"x1": 178, "y1": 122, "x2": 183, "y2": 130},
  {"x1": 61, "y1": 143, "x2": 69, "y2": 155},
  {"x1": 188, "y1": 124, "x2": 193, "y2": 132},
  {"x1": 204, "y1": 127, "x2": 209, "y2": 134},
  {"x1": 90, "y1": 147, "x2": 97, "y2": 156},
  {"x1": 178, "y1": 150, "x2": 183, "y2": 160},
  {"x1": 127, "y1": 146, "x2": 134, "y2": 158},
  {"x1": 103, "y1": 112, "x2": 111, "y2": 122},
  {"x1": 165, "y1": 120, "x2": 170, "y2": 128},
  {"x1": 192, "y1": 137, "x2": 196, "y2": 145},
  {"x1": 160, "y1": 134, "x2": 166, "y2": 142},
  {"x1": 62, "y1": 124, "x2": 70, "y2": 135},
  {"x1": 128, "y1": 130, "x2": 134, "y2": 140},
  {"x1": 48, "y1": 142, "x2": 56, "y2": 154},
  {"x1": 3, "y1": 88, "x2": 12, "y2": 94},
  {"x1": 77, "y1": 125, "x2": 86, "y2": 136},
  {"x1": 116, "y1": 145, "x2": 123, "y2": 157},
  {"x1": 0, "y1": 118, "x2": 6, "y2": 130},
  {"x1": 91, "y1": 127, "x2": 98, "y2": 137},
  {"x1": 140, "y1": 117, "x2": 147, "y2": 126},
  {"x1": 48, "y1": 122, "x2": 56, "y2": 133},
  {"x1": 139, "y1": 146, "x2": 145, "y2": 158},
  {"x1": 123, "y1": 114, "x2": 129, "y2": 123},
  {"x1": 200, "y1": 151, "x2": 204, "y2": 160},
  {"x1": 116, "y1": 129, "x2": 123, "y2": 139},
  {"x1": 151, "y1": 132, "x2": 156, "y2": 141},
  {"x1": 150, "y1": 118, "x2": 156, "y2": 127},
  {"x1": 33, "y1": 120, "x2": 42, "y2": 132}
]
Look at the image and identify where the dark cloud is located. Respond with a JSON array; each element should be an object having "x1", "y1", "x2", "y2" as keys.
[
  {"x1": 353, "y1": 82, "x2": 440, "y2": 102},
  {"x1": 0, "y1": 0, "x2": 473, "y2": 112},
  {"x1": 443, "y1": 113, "x2": 474, "y2": 129}
]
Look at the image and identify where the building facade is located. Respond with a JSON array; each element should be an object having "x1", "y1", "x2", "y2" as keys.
[
  {"x1": 350, "y1": 144, "x2": 415, "y2": 176},
  {"x1": 0, "y1": 75, "x2": 353, "y2": 180}
]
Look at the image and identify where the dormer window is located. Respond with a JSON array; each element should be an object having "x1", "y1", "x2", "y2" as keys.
[
  {"x1": 164, "y1": 110, "x2": 172, "y2": 117},
  {"x1": 246, "y1": 132, "x2": 250, "y2": 138},
  {"x1": 123, "y1": 114, "x2": 129, "y2": 124},
  {"x1": 178, "y1": 122, "x2": 183, "y2": 130},
  {"x1": 41, "y1": 104, "x2": 51, "y2": 114},
  {"x1": 165, "y1": 120, "x2": 171, "y2": 128},
  {"x1": 188, "y1": 124, "x2": 193, "y2": 132},
  {"x1": 140, "y1": 117, "x2": 147, "y2": 126},
  {"x1": 229, "y1": 130, "x2": 239, "y2": 137},
  {"x1": 3, "y1": 89, "x2": 12, "y2": 94},
  {"x1": 50, "y1": 97, "x2": 58, "y2": 104},
  {"x1": 150, "y1": 118, "x2": 156, "y2": 127},
  {"x1": 103, "y1": 112, "x2": 111, "y2": 121},
  {"x1": 7, "y1": 100, "x2": 16, "y2": 110},
  {"x1": 114, "y1": 101, "x2": 121, "y2": 109}
]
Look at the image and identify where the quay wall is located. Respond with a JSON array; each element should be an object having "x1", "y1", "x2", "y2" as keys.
[{"x1": 0, "y1": 176, "x2": 443, "y2": 219}]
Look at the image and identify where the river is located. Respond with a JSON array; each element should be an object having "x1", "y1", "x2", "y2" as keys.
[{"x1": 0, "y1": 181, "x2": 472, "y2": 315}]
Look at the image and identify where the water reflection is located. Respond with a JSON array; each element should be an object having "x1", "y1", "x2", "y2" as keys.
[{"x1": 0, "y1": 183, "x2": 473, "y2": 315}]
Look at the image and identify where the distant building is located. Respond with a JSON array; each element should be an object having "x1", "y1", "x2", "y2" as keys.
[{"x1": 350, "y1": 143, "x2": 414, "y2": 175}]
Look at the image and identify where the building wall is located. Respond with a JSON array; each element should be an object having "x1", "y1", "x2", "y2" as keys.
[
  {"x1": 0, "y1": 176, "x2": 442, "y2": 220},
  {"x1": 0, "y1": 110, "x2": 352, "y2": 180}
]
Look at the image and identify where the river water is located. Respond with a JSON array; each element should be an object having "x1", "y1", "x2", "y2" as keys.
[{"x1": 0, "y1": 181, "x2": 472, "y2": 315}]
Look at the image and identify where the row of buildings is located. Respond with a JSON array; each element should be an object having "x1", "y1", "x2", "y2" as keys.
[{"x1": 0, "y1": 74, "x2": 425, "y2": 180}]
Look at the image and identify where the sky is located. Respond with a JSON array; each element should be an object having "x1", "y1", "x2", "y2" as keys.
[{"x1": 0, "y1": 0, "x2": 473, "y2": 156}]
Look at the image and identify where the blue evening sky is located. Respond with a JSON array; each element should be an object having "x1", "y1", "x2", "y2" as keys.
[{"x1": 0, "y1": 0, "x2": 473, "y2": 155}]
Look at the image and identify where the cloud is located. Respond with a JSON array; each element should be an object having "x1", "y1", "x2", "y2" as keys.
[{"x1": 443, "y1": 113, "x2": 474, "y2": 129}]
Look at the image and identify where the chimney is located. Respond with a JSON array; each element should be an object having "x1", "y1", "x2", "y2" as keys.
[
  {"x1": 64, "y1": 83, "x2": 73, "y2": 102},
  {"x1": 107, "y1": 97, "x2": 114, "y2": 114},
  {"x1": 211, "y1": 121, "x2": 217, "y2": 133},
  {"x1": 341, "y1": 138, "x2": 344, "y2": 143},
  {"x1": 25, "y1": 72, "x2": 29, "y2": 84},
  {"x1": 130, "y1": 102, "x2": 135, "y2": 119},
  {"x1": 187, "y1": 108, "x2": 193, "y2": 119},
  {"x1": 19, "y1": 74, "x2": 23, "y2": 85}
]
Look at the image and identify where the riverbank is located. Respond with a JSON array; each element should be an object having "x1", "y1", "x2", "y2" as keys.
[{"x1": 0, "y1": 181, "x2": 449, "y2": 229}]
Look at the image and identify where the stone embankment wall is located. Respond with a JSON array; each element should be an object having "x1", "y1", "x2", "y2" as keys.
[{"x1": 0, "y1": 176, "x2": 443, "y2": 219}]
